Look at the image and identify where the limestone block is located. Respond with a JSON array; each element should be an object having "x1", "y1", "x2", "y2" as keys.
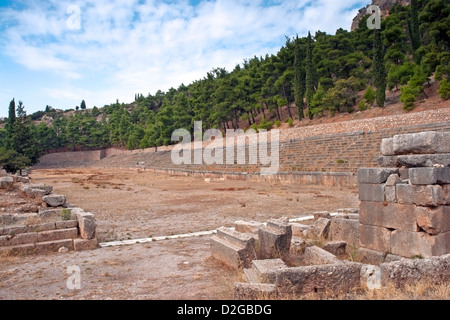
[
  {"x1": 323, "y1": 241, "x2": 347, "y2": 256},
  {"x1": 359, "y1": 183, "x2": 386, "y2": 202},
  {"x1": 409, "y1": 167, "x2": 450, "y2": 185},
  {"x1": 358, "y1": 168, "x2": 399, "y2": 184},
  {"x1": 390, "y1": 230, "x2": 450, "y2": 258},
  {"x1": 37, "y1": 228, "x2": 78, "y2": 242},
  {"x1": 234, "y1": 283, "x2": 277, "y2": 300},
  {"x1": 397, "y1": 154, "x2": 450, "y2": 168},
  {"x1": 361, "y1": 265, "x2": 382, "y2": 290},
  {"x1": 380, "y1": 254, "x2": 450, "y2": 288},
  {"x1": 359, "y1": 224, "x2": 391, "y2": 253},
  {"x1": 42, "y1": 194, "x2": 66, "y2": 207},
  {"x1": 396, "y1": 184, "x2": 445, "y2": 206},
  {"x1": 0, "y1": 177, "x2": 14, "y2": 188},
  {"x1": 76, "y1": 212, "x2": 96, "y2": 240},
  {"x1": 415, "y1": 206, "x2": 450, "y2": 235},
  {"x1": 393, "y1": 131, "x2": 450, "y2": 155},
  {"x1": 359, "y1": 202, "x2": 419, "y2": 232},
  {"x1": 276, "y1": 263, "x2": 362, "y2": 296},
  {"x1": 291, "y1": 223, "x2": 312, "y2": 237},
  {"x1": 380, "y1": 138, "x2": 395, "y2": 156},
  {"x1": 74, "y1": 238, "x2": 98, "y2": 251},
  {"x1": 258, "y1": 221, "x2": 292, "y2": 260},
  {"x1": 329, "y1": 218, "x2": 359, "y2": 247},
  {"x1": 251, "y1": 259, "x2": 288, "y2": 284},
  {"x1": 357, "y1": 247, "x2": 386, "y2": 265},
  {"x1": 303, "y1": 246, "x2": 342, "y2": 266},
  {"x1": 234, "y1": 220, "x2": 264, "y2": 234}
]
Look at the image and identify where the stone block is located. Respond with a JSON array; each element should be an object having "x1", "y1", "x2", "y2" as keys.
[
  {"x1": 37, "y1": 228, "x2": 78, "y2": 242},
  {"x1": 358, "y1": 168, "x2": 399, "y2": 184},
  {"x1": 380, "y1": 138, "x2": 395, "y2": 156},
  {"x1": 276, "y1": 263, "x2": 362, "y2": 296},
  {"x1": 74, "y1": 238, "x2": 98, "y2": 251},
  {"x1": 9, "y1": 232, "x2": 38, "y2": 246},
  {"x1": 444, "y1": 185, "x2": 450, "y2": 204},
  {"x1": 312, "y1": 211, "x2": 332, "y2": 220},
  {"x1": 385, "y1": 186, "x2": 397, "y2": 203},
  {"x1": 384, "y1": 254, "x2": 402, "y2": 263},
  {"x1": 377, "y1": 156, "x2": 400, "y2": 168},
  {"x1": 55, "y1": 220, "x2": 78, "y2": 229},
  {"x1": 0, "y1": 243, "x2": 36, "y2": 256},
  {"x1": 303, "y1": 246, "x2": 342, "y2": 266},
  {"x1": 16, "y1": 176, "x2": 30, "y2": 183},
  {"x1": 211, "y1": 234, "x2": 256, "y2": 270},
  {"x1": 28, "y1": 184, "x2": 52, "y2": 195},
  {"x1": 28, "y1": 222, "x2": 56, "y2": 233},
  {"x1": 39, "y1": 209, "x2": 63, "y2": 219},
  {"x1": 20, "y1": 187, "x2": 47, "y2": 198},
  {"x1": 291, "y1": 223, "x2": 312, "y2": 237},
  {"x1": 357, "y1": 247, "x2": 386, "y2": 265},
  {"x1": 399, "y1": 168, "x2": 409, "y2": 180},
  {"x1": 258, "y1": 221, "x2": 292, "y2": 260},
  {"x1": 234, "y1": 283, "x2": 277, "y2": 300},
  {"x1": 0, "y1": 177, "x2": 14, "y2": 188},
  {"x1": 310, "y1": 218, "x2": 331, "y2": 240},
  {"x1": 386, "y1": 174, "x2": 402, "y2": 186},
  {"x1": 252, "y1": 259, "x2": 288, "y2": 284},
  {"x1": 359, "y1": 224, "x2": 391, "y2": 253},
  {"x1": 396, "y1": 184, "x2": 445, "y2": 206},
  {"x1": 323, "y1": 241, "x2": 347, "y2": 256},
  {"x1": 397, "y1": 154, "x2": 450, "y2": 168},
  {"x1": 234, "y1": 221, "x2": 263, "y2": 234},
  {"x1": 409, "y1": 167, "x2": 450, "y2": 185},
  {"x1": 76, "y1": 212, "x2": 96, "y2": 240},
  {"x1": 380, "y1": 254, "x2": 450, "y2": 288},
  {"x1": 42, "y1": 195, "x2": 66, "y2": 207},
  {"x1": 0, "y1": 225, "x2": 28, "y2": 236},
  {"x1": 329, "y1": 218, "x2": 359, "y2": 247},
  {"x1": 359, "y1": 183, "x2": 386, "y2": 202},
  {"x1": 289, "y1": 237, "x2": 307, "y2": 262},
  {"x1": 390, "y1": 230, "x2": 450, "y2": 258},
  {"x1": 359, "y1": 202, "x2": 419, "y2": 232},
  {"x1": 337, "y1": 208, "x2": 359, "y2": 214},
  {"x1": 393, "y1": 131, "x2": 450, "y2": 155},
  {"x1": 35, "y1": 239, "x2": 74, "y2": 253},
  {"x1": 415, "y1": 206, "x2": 450, "y2": 235},
  {"x1": 361, "y1": 265, "x2": 382, "y2": 290}
]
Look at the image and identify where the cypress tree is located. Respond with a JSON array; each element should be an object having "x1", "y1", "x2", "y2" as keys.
[
  {"x1": 305, "y1": 32, "x2": 315, "y2": 119},
  {"x1": 373, "y1": 29, "x2": 387, "y2": 107},
  {"x1": 294, "y1": 36, "x2": 305, "y2": 120},
  {"x1": 80, "y1": 100, "x2": 87, "y2": 110}
]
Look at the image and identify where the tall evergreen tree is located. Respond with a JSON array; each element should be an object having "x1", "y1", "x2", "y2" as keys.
[
  {"x1": 409, "y1": 0, "x2": 421, "y2": 63},
  {"x1": 293, "y1": 36, "x2": 305, "y2": 120},
  {"x1": 5, "y1": 99, "x2": 16, "y2": 146},
  {"x1": 80, "y1": 100, "x2": 87, "y2": 110},
  {"x1": 305, "y1": 32, "x2": 316, "y2": 119},
  {"x1": 373, "y1": 29, "x2": 387, "y2": 107}
]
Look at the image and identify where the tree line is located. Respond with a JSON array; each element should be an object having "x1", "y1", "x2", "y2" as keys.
[{"x1": 0, "y1": 0, "x2": 448, "y2": 172}]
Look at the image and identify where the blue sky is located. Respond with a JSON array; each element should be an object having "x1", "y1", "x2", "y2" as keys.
[{"x1": 0, "y1": 0, "x2": 369, "y2": 117}]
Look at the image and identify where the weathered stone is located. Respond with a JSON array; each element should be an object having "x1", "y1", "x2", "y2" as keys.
[
  {"x1": 323, "y1": 241, "x2": 347, "y2": 256},
  {"x1": 276, "y1": 263, "x2": 362, "y2": 296},
  {"x1": 0, "y1": 225, "x2": 28, "y2": 236},
  {"x1": 289, "y1": 237, "x2": 307, "y2": 263},
  {"x1": 0, "y1": 243, "x2": 36, "y2": 256},
  {"x1": 37, "y1": 228, "x2": 78, "y2": 242},
  {"x1": 58, "y1": 246, "x2": 69, "y2": 253},
  {"x1": 359, "y1": 184, "x2": 386, "y2": 202},
  {"x1": 304, "y1": 246, "x2": 342, "y2": 266},
  {"x1": 39, "y1": 209, "x2": 64, "y2": 219},
  {"x1": 73, "y1": 238, "x2": 98, "y2": 251},
  {"x1": 409, "y1": 167, "x2": 450, "y2": 185},
  {"x1": 377, "y1": 156, "x2": 400, "y2": 168},
  {"x1": 28, "y1": 222, "x2": 56, "y2": 233},
  {"x1": 359, "y1": 224, "x2": 391, "y2": 253},
  {"x1": 396, "y1": 184, "x2": 445, "y2": 206},
  {"x1": 16, "y1": 176, "x2": 30, "y2": 183},
  {"x1": 329, "y1": 218, "x2": 359, "y2": 247},
  {"x1": 415, "y1": 206, "x2": 450, "y2": 235},
  {"x1": 312, "y1": 211, "x2": 332, "y2": 220},
  {"x1": 28, "y1": 184, "x2": 52, "y2": 195},
  {"x1": 291, "y1": 223, "x2": 312, "y2": 237},
  {"x1": 9, "y1": 232, "x2": 38, "y2": 246},
  {"x1": 0, "y1": 177, "x2": 14, "y2": 188},
  {"x1": 380, "y1": 254, "x2": 450, "y2": 288},
  {"x1": 393, "y1": 131, "x2": 450, "y2": 155},
  {"x1": 358, "y1": 168, "x2": 399, "y2": 184},
  {"x1": 0, "y1": 169, "x2": 6, "y2": 177},
  {"x1": 42, "y1": 194, "x2": 66, "y2": 207},
  {"x1": 359, "y1": 202, "x2": 419, "y2": 232},
  {"x1": 258, "y1": 220, "x2": 292, "y2": 260},
  {"x1": 311, "y1": 218, "x2": 331, "y2": 239},
  {"x1": 397, "y1": 154, "x2": 450, "y2": 168},
  {"x1": 234, "y1": 283, "x2": 277, "y2": 300},
  {"x1": 444, "y1": 185, "x2": 450, "y2": 204},
  {"x1": 211, "y1": 227, "x2": 257, "y2": 269},
  {"x1": 77, "y1": 214, "x2": 96, "y2": 240},
  {"x1": 390, "y1": 230, "x2": 450, "y2": 258},
  {"x1": 20, "y1": 187, "x2": 47, "y2": 198},
  {"x1": 357, "y1": 247, "x2": 386, "y2": 265},
  {"x1": 385, "y1": 186, "x2": 397, "y2": 203},
  {"x1": 384, "y1": 254, "x2": 402, "y2": 263},
  {"x1": 55, "y1": 220, "x2": 78, "y2": 230},
  {"x1": 251, "y1": 259, "x2": 288, "y2": 284},
  {"x1": 399, "y1": 168, "x2": 409, "y2": 180},
  {"x1": 381, "y1": 138, "x2": 395, "y2": 156},
  {"x1": 386, "y1": 174, "x2": 402, "y2": 186},
  {"x1": 234, "y1": 220, "x2": 263, "y2": 235},
  {"x1": 35, "y1": 239, "x2": 74, "y2": 253},
  {"x1": 361, "y1": 265, "x2": 382, "y2": 290}
]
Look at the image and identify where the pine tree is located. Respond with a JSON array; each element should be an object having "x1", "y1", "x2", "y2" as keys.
[
  {"x1": 373, "y1": 29, "x2": 387, "y2": 107},
  {"x1": 305, "y1": 32, "x2": 316, "y2": 119},
  {"x1": 293, "y1": 36, "x2": 305, "y2": 120},
  {"x1": 409, "y1": 0, "x2": 421, "y2": 63},
  {"x1": 80, "y1": 100, "x2": 87, "y2": 110}
]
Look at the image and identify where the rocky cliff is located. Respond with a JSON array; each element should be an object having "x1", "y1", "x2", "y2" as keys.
[{"x1": 351, "y1": 0, "x2": 411, "y2": 31}]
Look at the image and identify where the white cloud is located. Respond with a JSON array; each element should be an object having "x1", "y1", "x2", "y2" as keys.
[{"x1": 0, "y1": 0, "x2": 368, "y2": 114}]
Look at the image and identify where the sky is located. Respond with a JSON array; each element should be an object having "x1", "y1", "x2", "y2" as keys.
[{"x1": 0, "y1": 0, "x2": 369, "y2": 117}]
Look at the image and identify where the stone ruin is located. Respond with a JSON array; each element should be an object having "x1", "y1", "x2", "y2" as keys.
[
  {"x1": 210, "y1": 131, "x2": 450, "y2": 299},
  {"x1": 0, "y1": 171, "x2": 98, "y2": 255}
]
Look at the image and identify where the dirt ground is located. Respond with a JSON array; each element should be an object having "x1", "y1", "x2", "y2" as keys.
[{"x1": 0, "y1": 168, "x2": 359, "y2": 300}]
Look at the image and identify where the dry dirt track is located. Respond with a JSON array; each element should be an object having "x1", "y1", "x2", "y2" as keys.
[{"x1": 0, "y1": 168, "x2": 359, "y2": 300}]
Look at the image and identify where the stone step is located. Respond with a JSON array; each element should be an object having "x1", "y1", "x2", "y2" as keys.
[
  {"x1": 216, "y1": 227, "x2": 256, "y2": 247},
  {"x1": 243, "y1": 268, "x2": 260, "y2": 284},
  {"x1": 210, "y1": 235, "x2": 256, "y2": 269}
]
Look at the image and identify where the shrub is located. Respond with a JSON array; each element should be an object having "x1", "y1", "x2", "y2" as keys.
[
  {"x1": 287, "y1": 118, "x2": 294, "y2": 127},
  {"x1": 358, "y1": 100, "x2": 368, "y2": 111},
  {"x1": 438, "y1": 79, "x2": 450, "y2": 100},
  {"x1": 61, "y1": 209, "x2": 72, "y2": 221}
]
